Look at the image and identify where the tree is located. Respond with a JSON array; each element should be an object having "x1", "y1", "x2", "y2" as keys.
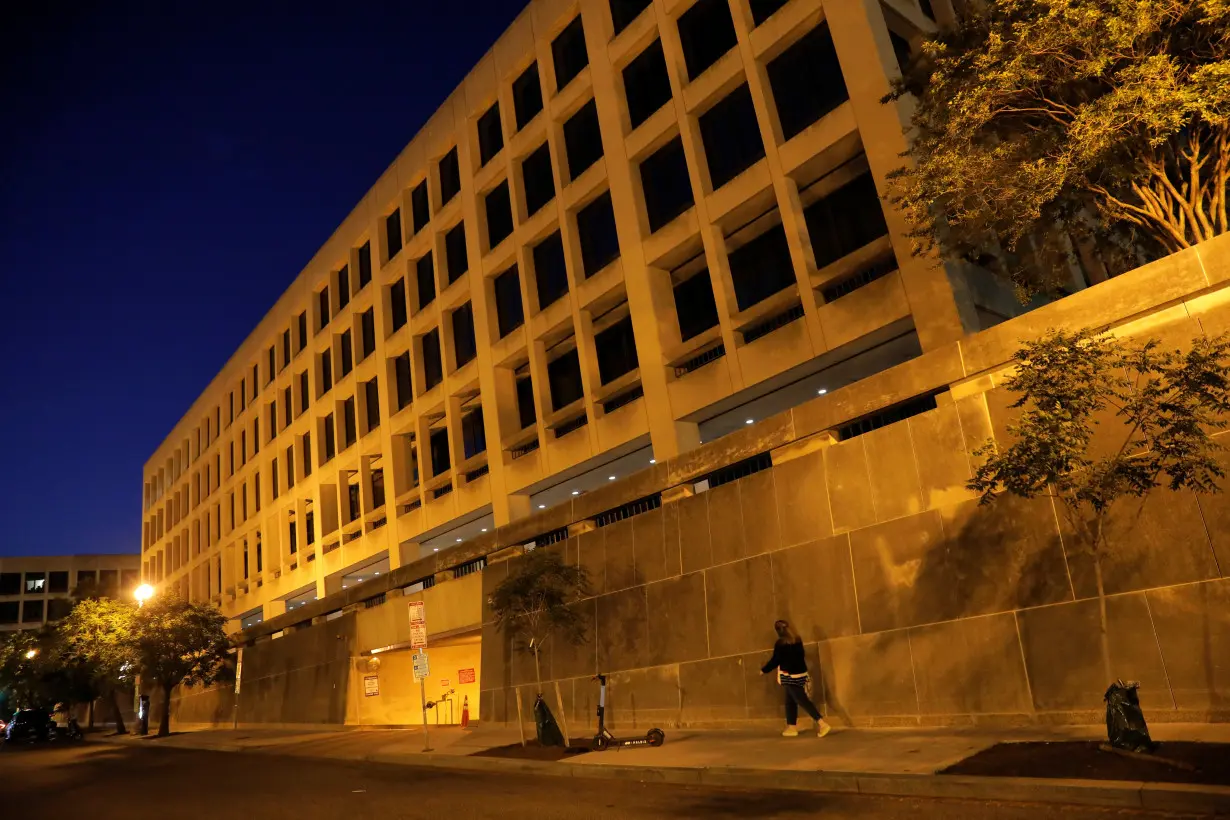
[
  {"x1": 59, "y1": 597, "x2": 138, "y2": 733},
  {"x1": 129, "y1": 594, "x2": 231, "y2": 736},
  {"x1": 489, "y1": 548, "x2": 590, "y2": 691},
  {"x1": 885, "y1": 0, "x2": 1230, "y2": 296},
  {"x1": 0, "y1": 627, "x2": 84, "y2": 711},
  {"x1": 969, "y1": 328, "x2": 1230, "y2": 690}
]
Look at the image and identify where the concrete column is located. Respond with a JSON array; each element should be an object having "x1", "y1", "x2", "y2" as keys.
[{"x1": 822, "y1": 0, "x2": 977, "y2": 350}]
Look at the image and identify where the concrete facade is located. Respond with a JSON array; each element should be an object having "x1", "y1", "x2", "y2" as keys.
[
  {"x1": 142, "y1": 0, "x2": 1230, "y2": 732},
  {"x1": 0, "y1": 554, "x2": 139, "y2": 632},
  {"x1": 142, "y1": 0, "x2": 1000, "y2": 625}
]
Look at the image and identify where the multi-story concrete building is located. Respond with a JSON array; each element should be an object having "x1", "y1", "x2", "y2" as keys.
[
  {"x1": 0, "y1": 554, "x2": 139, "y2": 632},
  {"x1": 142, "y1": 0, "x2": 1017, "y2": 628}
]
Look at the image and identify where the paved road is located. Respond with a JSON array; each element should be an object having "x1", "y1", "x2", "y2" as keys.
[{"x1": 0, "y1": 742, "x2": 1203, "y2": 819}]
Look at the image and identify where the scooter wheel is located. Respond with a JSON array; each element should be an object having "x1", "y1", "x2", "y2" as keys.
[
  {"x1": 647, "y1": 728, "x2": 665, "y2": 747},
  {"x1": 592, "y1": 734, "x2": 610, "y2": 752}
]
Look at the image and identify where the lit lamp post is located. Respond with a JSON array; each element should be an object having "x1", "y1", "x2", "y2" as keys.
[
  {"x1": 133, "y1": 584, "x2": 154, "y2": 734},
  {"x1": 25, "y1": 649, "x2": 38, "y2": 660}
]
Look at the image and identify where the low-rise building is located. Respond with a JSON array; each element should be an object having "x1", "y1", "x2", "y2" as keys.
[{"x1": 0, "y1": 554, "x2": 140, "y2": 631}]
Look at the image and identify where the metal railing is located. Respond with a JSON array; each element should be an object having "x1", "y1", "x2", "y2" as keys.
[
  {"x1": 601, "y1": 385, "x2": 644, "y2": 414},
  {"x1": 594, "y1": 493, "x2": 662, "y2": 528},
  {"x1": 674, "y1": 343, "x2": 726, "y2": 378},
  {"x1": 742, "y1": 304, "x2": 805, "y2": 344},
  {"x1": 553, "y1": 413, "x2": 588, "y2": 438}
]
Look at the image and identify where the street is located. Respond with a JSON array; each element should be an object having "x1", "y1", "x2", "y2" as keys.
[{"x1": 0, "y1": 742, "x2": 1206, "y2": 819}]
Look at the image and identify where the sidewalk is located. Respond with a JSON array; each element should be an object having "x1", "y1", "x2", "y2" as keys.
[{"x1": 93, "y1": 722, "x2": 1230, "y2": 815}]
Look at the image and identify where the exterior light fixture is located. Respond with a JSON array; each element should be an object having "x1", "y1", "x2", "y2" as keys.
[
  {"x1": 817, "y1": 388, "x2": 827, "y2": 395},
  {"x1": 481, "y1": 528, "x2": 488, "y2": 532},
  {"x1": 571, "y1": 490, "x2": 579, "y2": 496},
  {"x1": 538, "y1": 504, "x2": 546, "y2": 509},
  {"x1": 134, "y1": 584, "x2": 154, "y2": 607},
  {"x1": 745, "y1": 419, "x2": 754, "y2": 424},
  {"x1": 649, "y1": 458, "x2": 656, "y2": 464},
  {"x1": 608, "y1": 475, "x2": 616, "y2": 481}
]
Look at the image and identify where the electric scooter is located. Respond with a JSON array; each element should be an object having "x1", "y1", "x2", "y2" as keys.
[{"x1": 590, "y1": 673, "x2": 665, "y2": 751}]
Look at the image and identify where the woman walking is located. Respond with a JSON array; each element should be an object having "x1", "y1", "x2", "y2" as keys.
[{"x1": 761, "y1": 620, "x2": 832, "y2": 737}]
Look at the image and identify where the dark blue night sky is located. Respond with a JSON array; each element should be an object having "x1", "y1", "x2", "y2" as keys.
[{"x1": 0, "y1": 0, "x2": 525, "y2": 557}]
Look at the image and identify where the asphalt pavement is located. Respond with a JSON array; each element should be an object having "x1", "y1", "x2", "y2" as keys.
[{"x1": 0, "y1": 741, "x2": 1207, "y2": 819}]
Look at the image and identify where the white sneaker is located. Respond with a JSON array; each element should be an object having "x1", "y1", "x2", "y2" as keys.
[
  {"x1": 816, "y1": 720, "x2": 832, "y2": 738},
  {"x1": 781, "y1": 725, "x2": 799, "y2": 737}
]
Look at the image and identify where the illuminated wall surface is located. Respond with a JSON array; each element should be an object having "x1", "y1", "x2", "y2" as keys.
[{"x1": 145, "y1": 0, "x2": 1230, "y2": 728}]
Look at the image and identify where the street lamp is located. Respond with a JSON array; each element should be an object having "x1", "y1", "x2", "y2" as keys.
[
  {"x1": 25, "y1": 649, "x2": 38, "y2": 660},
  {"x1": 134, "y1": 584, "x2": 154, "y2": 607}
]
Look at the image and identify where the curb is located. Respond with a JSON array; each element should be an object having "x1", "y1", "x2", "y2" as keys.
[{"x1": 90, "y1": 735, "x2": 1230, "y2": 815}]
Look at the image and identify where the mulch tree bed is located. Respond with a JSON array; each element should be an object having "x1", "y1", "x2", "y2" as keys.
[
  {"x1": 471, "y1": 738, "x2": 592, "y2": 762},
  {"x1": 941, "y1": 741, "x2": 1230, "y2": 786}
]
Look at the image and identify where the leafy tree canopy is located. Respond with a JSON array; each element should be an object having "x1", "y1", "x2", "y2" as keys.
[
  {"x1": 888, "y1": 0, "x2": 1230, "y2": 296},
  {"x1": 489, "y1": 548, "x2": 590, "y2": 687}
]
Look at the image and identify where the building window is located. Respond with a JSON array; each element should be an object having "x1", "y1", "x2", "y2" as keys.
[
  {"x1": 640, "y1": 136, "x2": 694, "y2": 232},
  {"x1": 804, "y1": 172, "x2": 889, "y2": 268},
  {"x1": 563, "y1": 100, "x2": 603, "y2": 181},
  {"x1": 306, "y1": 510, "x2": 315, "y2": 545},
  {"x1": 283, "y1": 386, "x2": 292, "y2": 428},
  {"x1": 395, "y1": 352, "x2": 413, "y2": 410},
  {"x1": 494, "y1": 265, "x2": 525, "y2": 338},
  {"x1": 323, "y1": 415, "x2": 336, "y2": 462},
  {"x1": 348, "y1": 482, "x2": 361, "y2": 522},
  {"x1": 320, "y1": 351, "x2": 333, "y2": 395},
  {"x1": 522, "y1": 143, "x2": 555, "y2": 217},
  {"x1": 289, "y1": 519, "x2": 298, "y2": 555},
  {"x1": 422, "y1": 328, "x2": 443, "y2": 391},
  {"x1": 533, "y1": 231, "x2": 569, "y2": 309},
  {"x1": 48, "y1": 571, "x2": 69, "y2": 594},
  {"x1": 282, "y1": 329, "x2": 291, "y2": 370},
  {"x1": 610, "y1": 0, "x2": 652, "y2": 34},
  {"x1": 371, "y1": 468, "x2": 386, "y2": 509},
  {"x1": 576, "y1": 191, "x2": 620, "y2": 277},
  {"x1": 23, "y1": 600, "x2": 44, "y2": 624},
  {"x1": 340, "y1": 329, "x2": 354, "y2": 377},
  {"x1": 361, "y1": 309, "x2": 376, "y2": 360},
  {"x1": 287, "y1": 445, "x2": 296, "y2": 489},
  {"x1": 416, "y1": 253, "x2": 436, "y2": 309},
  {"x1": 485, "y1": 181, "x2": 514, "y2": 249},
  {"x1": 750, "y1": 0, "x2": 789, "y2": 26},
  {"x1": 429, "y1": 428, "x2": 451, "y2": 476},
  {"x1": 623, "y1": 40, "x2": 672, "y2": 129},
  {"x1": 267, "y1": 346, "x2": 276, "y2": 383},
  {"x1": 318, "y1": 287, "x2": 330, "y2": 329},
  {"x1": 364, "y1": 378, "x2": 380, "y2": 431},
  {"x1": 298, "y1": 371, "x2": 310, "y2": 417},
  {"x1": 674, "y1": 271, "x2": 720, "y2": 341},
  {"x1": 445, "y1": 221, "x2": 469, "y2": 283},
  {"x1": 337, "y1": 265, "x2": 350, "y2": 311},
  {"x1": 513, "y1": 62, "x2": 544, "y2": 130},
  {"x1": 767, "y1": 25, "x2": 848, "y2": 141},
  {"x1": 390, "y1": 277, "x2": 408, "y2": 332},
  {"x1": 342, "y1": 397, "x2": 357, "y2": 449},
  {"x1": 271, "y1": 458, "x2": 279, "y2": 500},
  {"x1": 48, "y1": 598, "x2": 73, "y2": 621},
  {"x1": 462, "y1": 407, "x2": 486, "y2": 459},
  {"x1": 452, "y1": 302, "x2": 477, "y2": 368},
  {"x1": 477, "y1": 102, "x2": 503, "y2": 166},
  {"x1": 254, "y1": 472, "x2": 262, "y2": 513},
  {"x1": 241, "y1": 431, "x2": 248, "y2": 465},
  {"x1": 439, "y1": 146, "x2": 462, "y2": 207},
  {"x1": 678, "y1": 0, "x2": 738, "y2": 81},
  {"x1": 516, "y1": 375, "x2": 537, "y2": 430},
  {"x1": 699, "y1": 84, "x2": 764, "y2": 189},
  {"x1": 548, "y1": 348, "x2": 584, "y2": 410},
  {"x1": 358, "y1": 241, "x2": 372, "y2": 289},
  {"x1": 0, "y1": 601, "x2": 19, "y2": 624},
  {"x1": 0, "y1": 573, "x2": 20, "y2": 595},
  {"x1": 552, "y1": 16, "x2": 588, "y2": 90},
  {"x1": 729, "y1": 223, "x2": 796, "y2": 311},
  {"x1": 411, "y1": 180, "x2": 430, "y2": 234},
  {"x1": 386, "y1": 208, "x2": 403, "y2": 260},
  {"x1": 595, "y1": 315, "x2": 638, "y2": 384},
  {"x1": 297, "y1": 311, "x2": 308, "y2": 351}
]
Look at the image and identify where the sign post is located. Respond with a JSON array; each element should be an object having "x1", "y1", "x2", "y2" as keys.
[
  {"x1": 233, "y1": 648, "x2": 243, "y2": 730},
  {"x1": 409, "y1": 601, "x2": 430, "y2": 751}
]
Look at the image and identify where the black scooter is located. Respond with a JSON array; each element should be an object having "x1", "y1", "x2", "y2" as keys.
[{"x1": 590, "y1": 673, "x2": 665, "y2": 751}]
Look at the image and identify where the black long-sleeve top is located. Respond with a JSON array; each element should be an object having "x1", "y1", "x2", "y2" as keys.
[{"x1": 761, "y1": 639, "x2": 808, "y2": 675}]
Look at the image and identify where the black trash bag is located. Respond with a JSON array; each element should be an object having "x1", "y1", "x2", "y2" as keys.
[
  {"x1": 533, "y1": 694, "x2": 565, "y2": 747},
  {"x1": 1105, "y1": 680, "x2": 1153, "y2": 753}
]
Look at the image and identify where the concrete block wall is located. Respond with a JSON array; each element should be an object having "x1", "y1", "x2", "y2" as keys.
[{"x1": 479, "y1": 235, "x2": 1230, "y2": 731}]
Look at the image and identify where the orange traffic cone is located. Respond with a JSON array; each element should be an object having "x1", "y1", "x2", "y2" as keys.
[{"x1": 461, "y1": 695, "x2": 470, "y2": 729}]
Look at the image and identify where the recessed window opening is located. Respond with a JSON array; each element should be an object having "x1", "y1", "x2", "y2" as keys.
[
  {"x1": 623, "y1": 40, "x2": 672, "y2": 129},
  {"x1": 522, "y1": 143, "x2": 555, "y2": 217},
  {"x1": 548, "y1": 347, "x2": 584, "y2": 410},
  {"x1": 677, "y1": 0, "x2": 738, "y2": 80},
  {"x1": 728, "y1": 221, "x2": 796, "y2": 311},
  {"x1": 477, "y1": 103, "x2": 504, "y2": 166},
  {"x1": 494, "y1": 265, "x2": 525, "y2": 337},
  {"x1": 576, "y1": 191, "x2": 620, "y2": 277},
  {"x1": 698, "y1": 84, "x2": 764, "y2": 189},
  {"x1": 485, "y1": 181, "x2": 514, "y2": 248},
  {"x1": 533, "y1": 231, "x2": 570, "y2": 309},
  {"x1": 767, "y1": 24, "x2": 848, "y2": 141},
  {"x1": 595, "y1": 314, "x2": 638, "y2": 384},
  {"x1": 640, "y1": 137, "x2": 693, "y2": 232},
  {"x1": 439, "y1": 147, "x2": 461, "y2": 206},
  {"x1": 513, "y1": 62, "x2": 544, "y2": 130},
  {"x1": 563, "y1": 100, "x2": 603, "y2": 180},
  {"x1": 552, "y1": 17, "x2": 589, "y2": 91}
]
